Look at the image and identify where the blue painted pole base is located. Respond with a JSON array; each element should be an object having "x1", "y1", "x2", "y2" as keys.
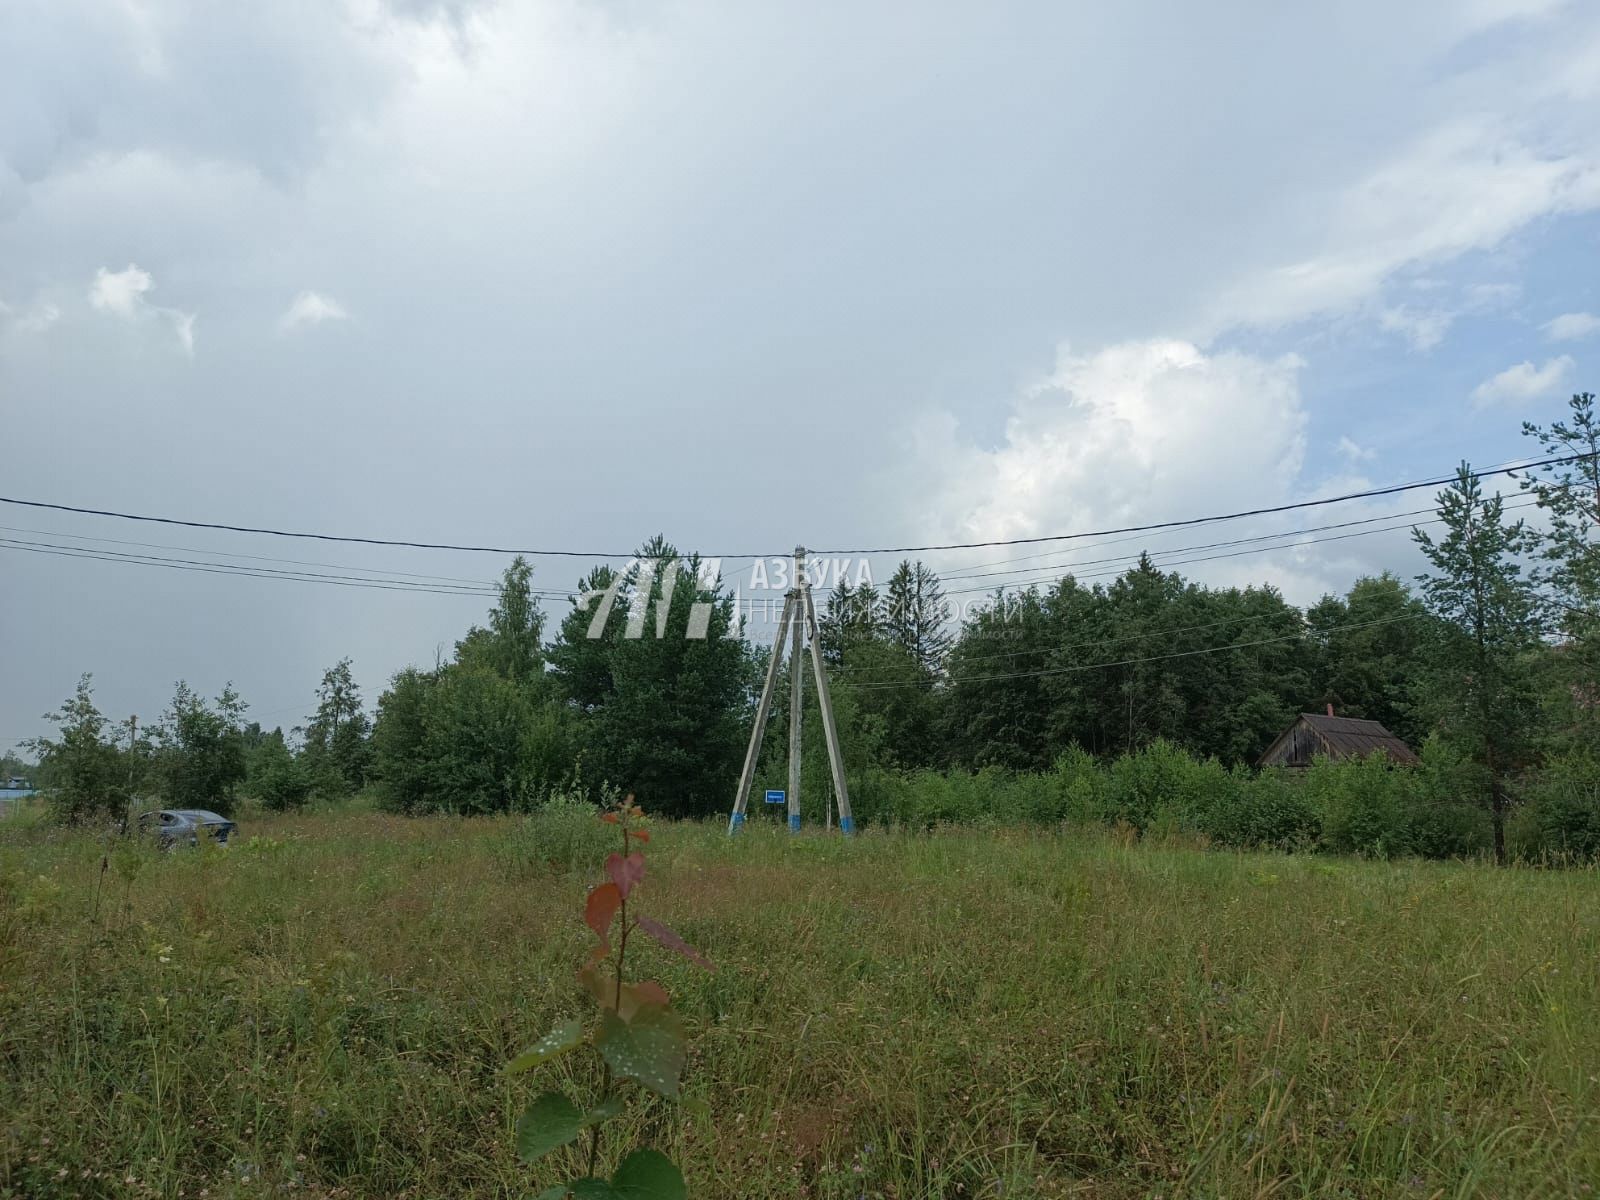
[
  {"x1": 839, "y1": 815, "x2": 855, "y2": 835},
  {"x1": 788, "y1": 814, "x2": 801, "y2": 833},
  {"x1": 728, "y1": 811, "x2": 746, "y2": 834}
]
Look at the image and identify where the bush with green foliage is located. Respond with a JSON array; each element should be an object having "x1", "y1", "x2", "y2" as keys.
[
  {"x1": 371, "y1": 665, "x2": 574, "y2": 816},
  {"x1": 29, "y1": 676, "x2": 135, "y2": 826},
  {"x1": 1206, "y1": 767, "x2": 1321, "y2": 851},
  {"x1": 1304, "y1": 754, "x2": 1418, "y2": 858},
  {"x1": 1044, "y1": 747, "x2": 1108, "y2": 824},
  {"x1": 1512, "y1": 748, "x2": 1600, "y2": 861},
  {"x1": 493, "y1": 790, "x2": 620, "y2": 877},
  {"x1": 247, "y1": 731, "x2": 312, "y2": 812},
  {"x1": 154, "y1": 682, "x2": 247, "y2": 815},
  {"x1": 302, "y1": 659, "x2": 372, "y2": 801},
  {"x1": 1100, "y1": 739, "x2": 1226, "y2": 832},
  {"x1": 840, "y1": 741, "x2": 1508, "y2": 863}
]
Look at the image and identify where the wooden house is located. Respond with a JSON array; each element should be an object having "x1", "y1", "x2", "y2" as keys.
[{"x1": 1257, "y1": 709, "x2": 1419, "y2": 769}]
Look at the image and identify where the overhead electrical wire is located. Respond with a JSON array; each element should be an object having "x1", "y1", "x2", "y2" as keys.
[
  {"x1": 835, "y1": 609, "x2": 1305, "y2": 675},
  {"x1": 0, "y1": 523, "x2": 505, "y2": 588},
  {"x1": 847, "y1": 612, "x2": 1428, "y2": 691},
  {"x1": 2, "y1": 485, "x2": 1554, "y2": 611},
  {"x1": 817, "y1": 509, "x2": 1433, "y2": 597},
  {"x1": 933, "y1": 498, "x2": 1545, "y2": 599},
  {"x1": 811, "y1": 453, "x2": 1583, "y2": 556},
  {"x1": 0, "y1": 539, "x2": 506, "y2": 597},
  {"x1": 0, "y1": 451, "x2": 1585, "y2": 561},
  {"x1": 808, "y1": 496, "x2": 1543, "y2": 611},
  {"x1": 929, "y1": 462, "x2": 1574, "y2": 584},
  {"x1": 914, "y1": 451, "x2": 1557, "y2": 578},
  {"x1": 930, "y1": 504, "x2": 1440, "y2": 583}
]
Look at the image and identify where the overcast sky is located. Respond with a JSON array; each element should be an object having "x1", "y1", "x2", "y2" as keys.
[{"x1": 3, "y1": 0, "x2": 1599, "y2": 749}]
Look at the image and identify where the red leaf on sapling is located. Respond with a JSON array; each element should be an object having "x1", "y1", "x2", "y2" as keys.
[
  {"x1": 636, "y1": 915, "x2": 714, "y2": 970},
  {"x1": 629, "y1": 829, "x2": 651, "y2": 843},
  {"x1": 585, "y1": 883, "x2": 621, "y2": 949},
  {"x1": 606, "y1": 851, "x2": 646, "y2": 899},
  {"x1": 600, "y1": 812, "x2": 619, "y2": 825}
]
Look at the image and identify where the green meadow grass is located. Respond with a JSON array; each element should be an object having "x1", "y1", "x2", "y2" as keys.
[{"x1": 2, "y1": 811, "x2": 1598, "y2": 1199}]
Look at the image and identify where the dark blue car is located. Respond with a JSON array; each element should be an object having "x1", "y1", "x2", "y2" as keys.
[{"x1": 139, "y1": 809, "x2": 236, "y2": 847}]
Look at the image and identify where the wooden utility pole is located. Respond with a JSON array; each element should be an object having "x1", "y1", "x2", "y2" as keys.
[
  {"x1": 729, "y1": 545, "x2": 855, "y2": 835},
  {"x1": 787, "y1": 549, "x2": 804, "y2": 833}
]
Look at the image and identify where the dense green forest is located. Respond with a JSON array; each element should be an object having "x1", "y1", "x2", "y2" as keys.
[{"x1": 25, "y1": 394, "x2": 1600, "y2": 862}]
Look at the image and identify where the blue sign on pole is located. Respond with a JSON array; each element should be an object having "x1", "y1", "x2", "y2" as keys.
[{"x1": 764, "y1": 789, "x2": 786, "y2": 805}]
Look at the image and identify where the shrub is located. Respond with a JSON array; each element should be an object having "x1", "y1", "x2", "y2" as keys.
[
  {"x1": 371, "y1": 666, "x2": 575, "y2": 816},
  {"x1": 1307, "y1": 755, "x2": 1414, "y2": 858},
  {"x1": 1513, "y1": 749, "x2": 1600, "y2": 861},
  {"x1": 1044, "y1": 747, "x2": 1106, "y2": 824},
  {"x1": 1405, "y1": 801, "x2": 1492, "y2": 860},
  {"x1": 1102, "y1": 740, "x2": 1222, "y2": 833},
  {"x1": 249, "y1": 736, "x2": 312, "y2": 812},
  {"x1": 1207, "y1": 767, "x2": 1320, "y2": 850},
  {"x1": 493, "y1": 789, "x2": 617, "y2": 877}
]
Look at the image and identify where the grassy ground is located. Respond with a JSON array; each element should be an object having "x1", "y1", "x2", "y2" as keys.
[{"x1": 2, "y1": 810, "x2": 1598, "y2": 1200}]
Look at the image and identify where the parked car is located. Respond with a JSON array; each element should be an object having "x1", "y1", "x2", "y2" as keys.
[{"x1": 138, "y1": 809, "x2": 236, "y2": 847}]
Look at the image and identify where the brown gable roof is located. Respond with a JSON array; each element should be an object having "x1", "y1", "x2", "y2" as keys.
[{"x1": 1257, "y1": 712, "x2": 1420, "y2": 768}]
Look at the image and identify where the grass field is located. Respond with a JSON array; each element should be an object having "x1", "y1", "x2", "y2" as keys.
[{"x1": 3, "y1": 809, "x2": 1598, "y2": 1199}]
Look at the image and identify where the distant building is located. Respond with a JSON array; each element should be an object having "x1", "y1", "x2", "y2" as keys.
[
  {"x1": 1257, "y1": 710, "x2": 1419, "y2": 769},
  {"x1": 3, "y1": 776, "x2": 30, "y2": 790}
]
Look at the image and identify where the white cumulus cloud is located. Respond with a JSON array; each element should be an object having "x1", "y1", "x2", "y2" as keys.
[
  {"x1": 87, "y1": 263, "x2": 195, "y2": 355},
  {"x1": 912, "y1": 339, "x2": 1447, "y2": 603},
  {"x1": 1544, "y1": 311, "x2": 1600, "y2": 341},
  {"x1": 1471, "y1": 355, "x2": 1575, "y2": 407},
  {"x1": 278, "y1": 290, "x2": 349, "y2": 333},
  {"x1": 916, "y1": 339, "x2": 1308, "y2": 548},
  {"x1": 89, "y1": 264, "x2": 154, "y2": 318}
]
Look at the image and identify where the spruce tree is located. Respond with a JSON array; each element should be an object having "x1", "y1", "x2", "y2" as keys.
[{"x1": 1414, "y1": 464, "x2": 1542, "y2": 863}]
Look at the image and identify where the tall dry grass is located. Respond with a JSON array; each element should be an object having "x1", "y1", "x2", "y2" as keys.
[{"x1": 2, "y1": 810, "x2": 1597, "y2": 1198}]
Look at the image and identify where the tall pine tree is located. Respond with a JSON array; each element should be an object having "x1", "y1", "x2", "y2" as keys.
[{"x1": 1414, "y1": 464, "x2": 1542, "y2": 864}]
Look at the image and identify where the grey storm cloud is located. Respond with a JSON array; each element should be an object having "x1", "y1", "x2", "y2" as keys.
[{"x1": 2, "y1": 0, "x2": 1598, "y2": 744}]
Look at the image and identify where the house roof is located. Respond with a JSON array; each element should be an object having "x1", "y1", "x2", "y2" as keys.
[{"x1": 1258, "y1": 712, "x2": 1420, "y2": 767}]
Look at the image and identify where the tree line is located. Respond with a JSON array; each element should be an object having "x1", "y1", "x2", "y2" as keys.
[{"x1": 27, "y1": 394, "x2": 1600, "y2": 861}]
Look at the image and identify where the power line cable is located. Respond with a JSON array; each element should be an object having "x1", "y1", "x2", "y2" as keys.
[
  {"x1": 0, "y1": 523, "x2": 505, "y2": 587},
  {"x1": 837, "y1": 609, "x2": 1305, "y2": 674},
  {"x1": 849, "y1": 612, "x2": 1427, "y2": 691},
  {"x1": 0, "y1": 539, "x2": 506, "y2": 597},
  {"x1": 932, "y1": 504, "x2": 1438, "y2": 583},
  {"x1": 0, "y1": 451, "x2": 1585, "y2": 561},
  {"x1": 812, "y1": 453, "x2": 1586, "y2": 556},
  {"x1": 0, "y1": 496, "x2": 647, "y2": 559},
  {"x1": 933, "y1": 497, "x2": 1543, "y2": 599},
  {"x1": 912, "y1": 453, "x2": 1545, "y2": 576}
]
